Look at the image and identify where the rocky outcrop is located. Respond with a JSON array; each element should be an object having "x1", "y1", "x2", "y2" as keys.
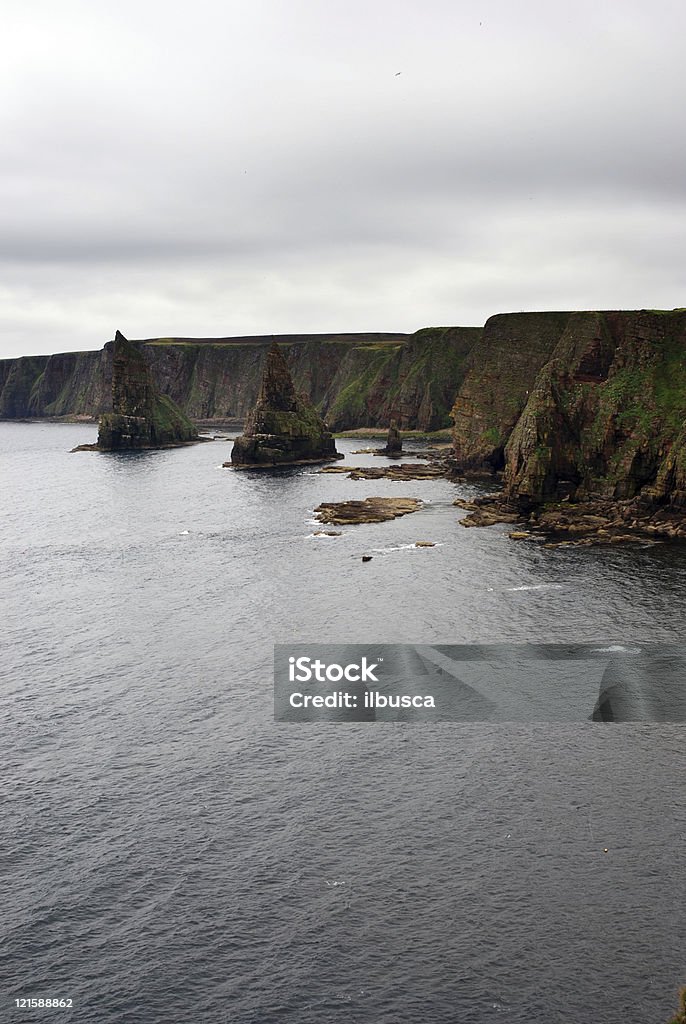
[
  {"x1": 314, "y1": 497, "x2": 422, "y2": 525},
  {"x1": 229, "y1": 342, "x2": 341, "y2": 467},
  {"x1": 97, "y1": 331, "x2": 198, "y2": 450},
  {"x1": 320, "y1": 463, "x2": 447, "y2": 481},
  {"x1": 456, "y1": 489, "x2": 686, "y2": 545},
  {"x1": 384, "y1": 420, "x2": 402, "y2": 455}
]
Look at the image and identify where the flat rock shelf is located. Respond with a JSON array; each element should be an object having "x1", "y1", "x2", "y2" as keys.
[{"x1": 313, "y1": 497, "x2": 422, "y2": 525}]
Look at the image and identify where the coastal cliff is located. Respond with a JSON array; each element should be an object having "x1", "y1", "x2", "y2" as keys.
[
  {"x1": 6, "y1": 309, "x2": 686, "y2": 516},
  {"x1": 0, "y1": 327, "x2": 478, "y2": 431},
  {"x1": 452, "y1": 308, "x2": 686, "y2": 540},
  {"x1": 451, "y1": 312, "x2": 572, "y2": 471},
  {"x1": 501, "y1": 310, "x2": 686, "y2": 508}
]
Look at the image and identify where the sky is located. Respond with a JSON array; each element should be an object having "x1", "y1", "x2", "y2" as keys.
[{"x1": 2, "y1": 0, "x2": 686, "y2": 357}]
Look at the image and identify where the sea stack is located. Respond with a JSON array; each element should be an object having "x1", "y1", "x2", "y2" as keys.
[
  {"x1": 384, "y1": 419, "x2": 402, "y2": 456},
  {"x1": 229, "y1": 342, "x2": 342, "y2": 468},
  {"x1": 97, "y1": 331, "x2": 198, "y2": 450}
]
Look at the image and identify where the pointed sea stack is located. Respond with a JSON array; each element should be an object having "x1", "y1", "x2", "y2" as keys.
[
  {"x1": 97, "y1": 331, "x2": 198, "y2": 450},
  {"x1": 229, "y1": 342, "x2": 342, "y2": 467},
  {"x1": 384, "y1": 419, "x2": 402, "y2": 456}
]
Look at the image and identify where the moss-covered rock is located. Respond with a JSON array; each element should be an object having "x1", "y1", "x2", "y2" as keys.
[
  {"x1": 229, "y1": 342, "x2": 342, "y2": 467},
  {"x1": 324, "y1": 326, "x2": 480, "y2": 430},
  {"x1": 502, "y1": 310, "x2": 686, "y2": 508},
  {"x1": 97, "y1": 331, "x2": 198, "y2": 450},
  {"x1": 451, "y1": 312, "x2": 572, "y2": 471}
]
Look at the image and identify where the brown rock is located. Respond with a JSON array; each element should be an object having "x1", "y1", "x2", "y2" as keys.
[
  {"x1": 230, "y1": 342, "x2": 342, "y2": 467},
  {"x1": 349, "y1": 464, "x2": 446, "y2": 481},
  {"x1": 96, "y1": 331, "x2": 199, "y2": 450},
  {"x1": 314, "y1": 497, "x2": 422, "y2": 525},
  {"x1": 384, "y1": 419, "x2": 402, "y2": 455}
]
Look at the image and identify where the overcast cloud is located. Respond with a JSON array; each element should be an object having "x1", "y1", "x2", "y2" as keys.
[{"x1": 2, "y1": 0, "x2": 685, "y2": 356}]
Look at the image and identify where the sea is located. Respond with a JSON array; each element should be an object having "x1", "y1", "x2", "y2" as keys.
[{"x1": 1, "y1": 421, "x2": 685, "y2": 1024}]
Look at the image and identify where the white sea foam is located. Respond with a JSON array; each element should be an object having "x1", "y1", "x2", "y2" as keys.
[
  {"x1": 506, "y1": 583, "x2": 564, "y2": 591},
  {"x1": 370, "y1": 543, "x2": 444, "y2": 554},
  {"x1": 371, "y1": 544, "x2": 419, "y2": 554},
  {"x1": 591, "y1": 645, "x2": 642, "y2": 654}
]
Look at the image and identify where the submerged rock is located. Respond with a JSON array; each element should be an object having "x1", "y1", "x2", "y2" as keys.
[
  {"x1": 229, "y1": 342, "x2": 342, "y2": 468},
  {"x1": 96, "y1": 331, "x2": 198, "y2": 450},
  {"x1": 314, "y1": 497, "x2": 422, "y2": 525}
]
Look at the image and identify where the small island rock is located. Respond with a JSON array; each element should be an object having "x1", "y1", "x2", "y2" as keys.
[
  {"x1": 314, "y1": 497, "x2": 422, "y2": 525},
  {"x1": 230, "y1": 342, "x2": 342, "y2": 468},
  {"x1": 384, "y1": 419, "x2": 402, "y2": 456},
  {"x1": 97, "y1": 331, "x2": 198, "y2": 450}
]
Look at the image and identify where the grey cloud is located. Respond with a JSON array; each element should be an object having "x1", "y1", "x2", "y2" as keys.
[{"x1": 1, "y1": 0, "x2": 686, "y2": 356}]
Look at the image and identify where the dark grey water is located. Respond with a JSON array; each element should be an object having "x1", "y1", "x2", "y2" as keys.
[{"x1": 1, "y1": 422, "x2": 685, "y2": 1024}]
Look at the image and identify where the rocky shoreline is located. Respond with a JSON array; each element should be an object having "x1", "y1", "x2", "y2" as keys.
[
  {"x1": 317, "y1": 440, "x2": 686, "y2": 546},
  {"x1": 454, "y1": 492, "x2": 686, "y2": 546}
]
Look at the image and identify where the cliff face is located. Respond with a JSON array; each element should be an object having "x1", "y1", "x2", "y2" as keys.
[
  {"x1": 0, "y1": 327, "x2": 480, "y2": 430},
  {"x1": 502, "y1": 310, "x2": 686, "y2": 508},
  {"x1": 230, "y1": 342, "x2": 340, "y2": 466},
  {"x1": 0, "y1": 351, "x2": 107, "y2": 418},
  {"x1": 0, "y1": 355, "x2": 50, "y2": 417},
  {"x1": 320, "y1": 327, "x2": 480, "y2": 430},
  {"x1": 97, "y1": 332, "x2": 198, "y2": 450},
  {"x1": 451, "y1": 312, "x2": 572, "y2": 470},
  {"x1": 448, "y1": 308, "x2": 686, "y2": 510},
  {"x1": 144, "y1": 329, "x2": 478, "y2": 429}
]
